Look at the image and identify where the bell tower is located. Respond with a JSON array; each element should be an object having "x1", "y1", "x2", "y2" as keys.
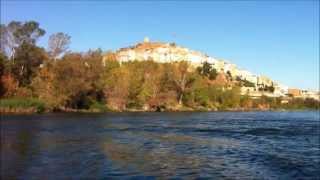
[{"x1": 144, "y1": 37, "x2": 150, "y2": 43}]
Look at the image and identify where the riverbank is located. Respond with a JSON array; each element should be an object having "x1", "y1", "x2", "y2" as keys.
[
  {"x1": 1, "y1": 106, "x2": 317, "y2": 115},
  {"x1": 1, "y1": 98, "x2": 318, "y2": 115}
]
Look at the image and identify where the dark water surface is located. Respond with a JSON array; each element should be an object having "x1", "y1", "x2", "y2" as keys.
[{"x1": 1, "y1": 111, "x2": 319, "y2": 179}]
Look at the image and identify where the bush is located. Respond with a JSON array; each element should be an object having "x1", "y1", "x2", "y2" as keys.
[
  {"x1": 89, "y1": 100, "x2": 108, "y2": 112},
  {"x1": 0, "y1": 98, "x2": 46, "y2": 113}
]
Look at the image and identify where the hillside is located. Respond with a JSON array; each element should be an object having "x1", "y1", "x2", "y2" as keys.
[{"x1": 111, "y1": 38, "x2": 285, "y2": 96}]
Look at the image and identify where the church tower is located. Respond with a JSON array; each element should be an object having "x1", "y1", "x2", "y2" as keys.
[{"x1": 144, "y1": 37, "x2": 150, "y2": 43}]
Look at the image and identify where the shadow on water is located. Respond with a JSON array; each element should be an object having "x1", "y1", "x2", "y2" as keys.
[{"x1": 1, "y1": 120, "x2": 39, "y2": 179}]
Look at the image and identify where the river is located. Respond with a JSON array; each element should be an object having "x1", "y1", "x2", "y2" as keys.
[{"x1": 1, "y1": 111, "x2": 319, "y2": 179}]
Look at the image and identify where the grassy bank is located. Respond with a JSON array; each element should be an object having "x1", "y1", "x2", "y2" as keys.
[
  {"x1": 1, "y1": 97, "x2": 318, "y2": 114},
  {"x1": 0, "y1": 98, "x2": 46, "y2": 113}
]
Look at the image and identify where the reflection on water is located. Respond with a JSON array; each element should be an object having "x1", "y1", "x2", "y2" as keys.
[
  {"x1": 101, "y1": 135, "x2": 204, "y2": 178},
  {"x1": 1, "y1": 111, "x2": 320, "y2": 179}
]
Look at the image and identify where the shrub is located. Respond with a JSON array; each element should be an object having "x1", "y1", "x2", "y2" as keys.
[
  {"x1": 89, "y1": 100, "x2": 108, "y2": 112},
  {"x1": 0, "y1": 98, "x2": 46, "y2": 113}
]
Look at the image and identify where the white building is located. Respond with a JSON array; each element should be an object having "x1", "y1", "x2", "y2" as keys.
[
  {"x1": 301, "y1": 90, "x2": 320, "y2": 100},
  {"x1": 273, "y1": 83, "x2": 288, "y2": 97},
  {"x1": 115, "y1": 38, "x2": 216, "y2": 67},
  {"x1": 112, "y1": 38, "x2": 290, "y2": 96}
]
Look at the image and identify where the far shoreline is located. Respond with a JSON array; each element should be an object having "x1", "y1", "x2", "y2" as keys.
[{"x1": 1, "y1": 107, "x2": 318, "y2": 115}]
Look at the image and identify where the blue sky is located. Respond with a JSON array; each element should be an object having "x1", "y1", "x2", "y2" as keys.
[{"x1": 1, "y1": 0, "x2": 319, "y2": 90}]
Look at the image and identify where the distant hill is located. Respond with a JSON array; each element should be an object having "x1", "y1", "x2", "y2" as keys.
[{"x1": 109, "y1": 38, "x2": 288, "y2": 96}]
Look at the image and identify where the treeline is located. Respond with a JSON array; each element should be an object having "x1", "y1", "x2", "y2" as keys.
[{"x1": 0, "y1": 21, "x2": 319, "y2": 113}]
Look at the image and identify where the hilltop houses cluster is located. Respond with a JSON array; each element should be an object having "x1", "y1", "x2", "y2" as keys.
[{"x1": 107, "y1": 38, "x2": 319, "y2": 101}]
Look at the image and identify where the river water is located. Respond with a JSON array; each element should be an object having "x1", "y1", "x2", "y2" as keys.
[{"x1": 1, "y1": 111, "x2": 319, "y2": 179}]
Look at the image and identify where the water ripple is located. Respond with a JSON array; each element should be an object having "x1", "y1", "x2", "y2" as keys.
[{"x1": 1, "y1": 111, "x2": 319, "y2": 179}]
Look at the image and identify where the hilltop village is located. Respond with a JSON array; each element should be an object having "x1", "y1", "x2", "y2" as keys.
[{"x1": 110, "y1": 37, "x2": 319, "y2": 102}]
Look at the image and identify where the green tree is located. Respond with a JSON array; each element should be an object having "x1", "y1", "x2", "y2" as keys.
[
  {"x1": 0, "y1": 21, "x2": 45, "y2": 58},
  {"x1": 14, "y1": 21, "x2": 45, "y2": 45},
  {"x1": 32, "y1": 50, "x2": 104, "y2": 110},
  {"x1": 219, "y1": 87, "x2": 241, "y2": 109},
  {"x1": 12, "y1": 42, "x2": 47, "y2": 86},
  {"x1": 202, "y1": 61, "x2": 212, "y2": 76},
  {"x1": 103, "y1": 67, "x2": 130, "y2": 111},
  {"x1": 0, "y1": 21, "x2": 21, "y2": 57},
  {"x1": 183, "y1": 74, "x2": 207, "y2": 107},
  {"x1": 0, "y1": 24, "x2": 7, "y2": 55},
  {"x1": 137, "y1": 61, "x2": 163, "y2": 109},
  {"x1": 0, "y1": 52, "x2": 6, "y2": 77},
  {"x1": 242, "y1": 79, "x2": 255, "y2": 87},
  {"x1": 226, "y1": 70, "x2": 232, "y2": 81},
  {"x1": 197, "y1": 61, "x2": 218, "y2": 80},
  {"x1": 209, "y1": 68, "x2": 218, "y2": 80},
  {"x1": 0, "y1": 52, "x2": 7, "y2": 96},
  {"x1": 126, "y1": 61, "x2": 145, "y2": 108},
  {"x1": 170, "y1": 61, "x2": 196, "y2": 105}
]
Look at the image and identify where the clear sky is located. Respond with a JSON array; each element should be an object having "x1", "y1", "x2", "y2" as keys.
[{"x1": 1, "y1": 0, "x2": 319, "y2": 90}]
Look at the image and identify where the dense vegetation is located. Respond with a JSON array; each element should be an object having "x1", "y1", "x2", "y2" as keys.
[{"x1": 0, "y1": 21, "x2": 319, "y2": 113}]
